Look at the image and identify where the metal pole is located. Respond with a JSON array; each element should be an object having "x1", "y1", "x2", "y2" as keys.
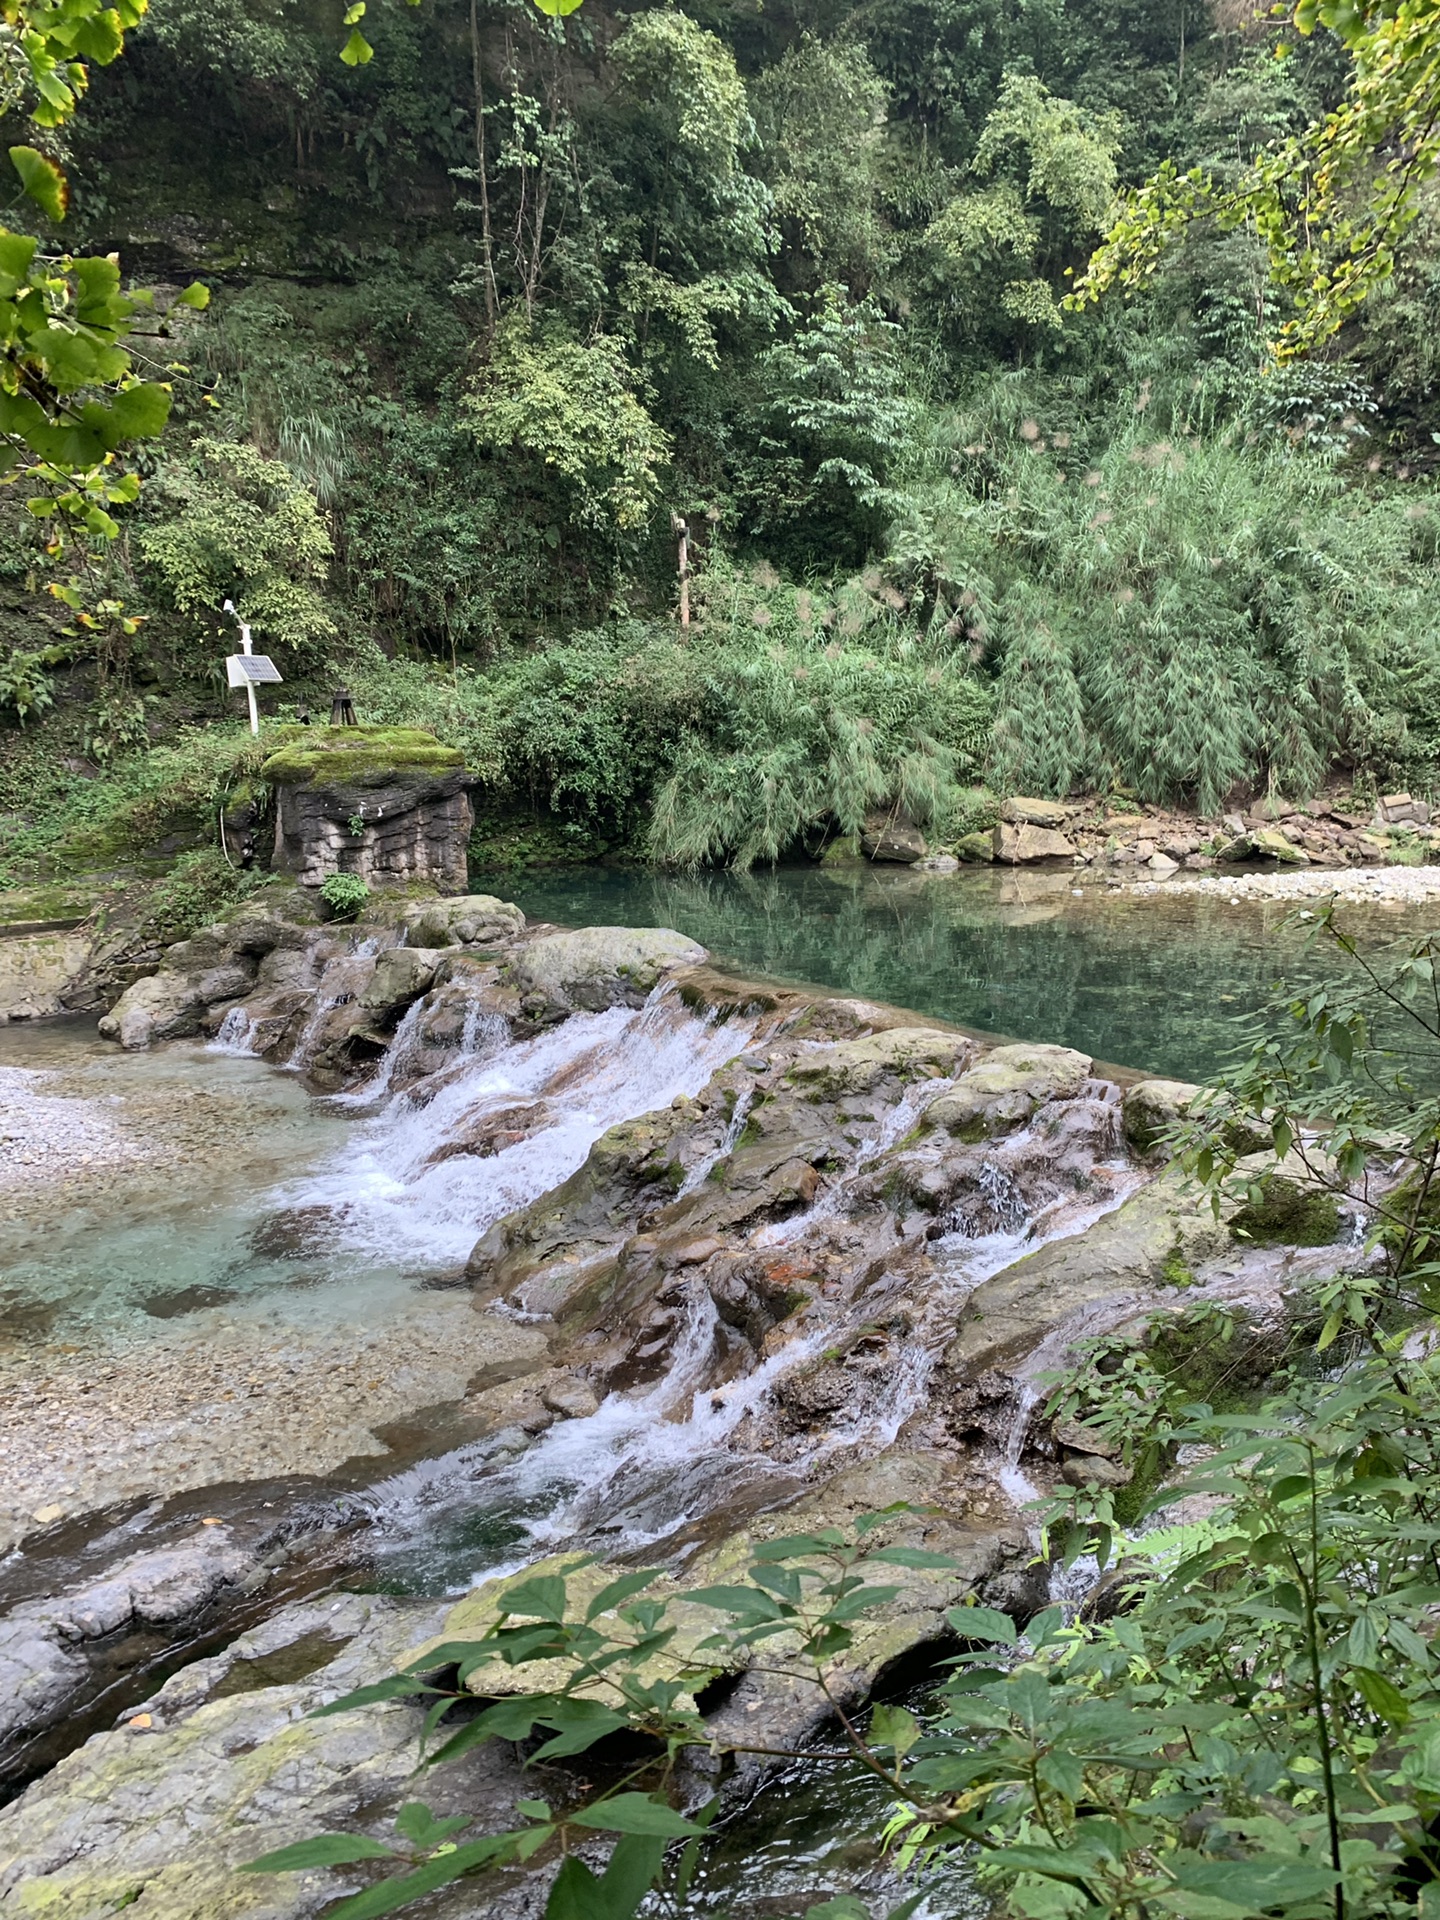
[{"x1": 240, "y1": 621, "x2": 258, "y2": 735}]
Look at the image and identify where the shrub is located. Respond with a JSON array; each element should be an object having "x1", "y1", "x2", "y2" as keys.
[{"x1": 320, "y1": 872, "x2": 369, "y2": 920}]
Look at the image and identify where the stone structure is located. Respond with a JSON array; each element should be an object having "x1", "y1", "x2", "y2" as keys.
[{"x1": 260, "y1": 726, "x2": 476, "y2": 891}]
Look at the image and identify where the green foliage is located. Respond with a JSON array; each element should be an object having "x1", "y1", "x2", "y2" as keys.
[
  {"x1": 138, "y1": 845, "x2": 271, "y2": 943},
  {"x1": 462, "y1": 321, "x2": 671, "y2": 536},
  {"x1": 320, "y1": 871, "x2": 368, "y2": 920},
  {"x1": 889, "y1": 388, "x2": 1437, "y2": 809},
  {"x1": 751, "y1": 37, "x2": 890, "y2": 288},
  {"x1": 0, "y1": 643, "x2": 67, "y2": 724},
  {"x1": 927, "y1": 73, "x2": 1123, "y2": 338},
  {"x1": 0, "y1": 721, "x2": 267, "y2": 883},
  {"x1": 138, "y1": 439, "x2": 335, "y2": 659}
]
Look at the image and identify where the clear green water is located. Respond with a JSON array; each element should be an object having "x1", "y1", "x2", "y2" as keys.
[{"x1": 507, "y1": 863, "x2": 1440, "y2": 1083}]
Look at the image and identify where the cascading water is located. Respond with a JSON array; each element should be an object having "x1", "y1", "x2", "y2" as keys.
[{"x1": 282, "y1": 983, "x2": 755, "y2": 1273}]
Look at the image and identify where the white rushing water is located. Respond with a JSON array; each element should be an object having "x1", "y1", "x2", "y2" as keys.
[{"x1": 280, "y1": 984, "x2": 754, "y2": 1270}]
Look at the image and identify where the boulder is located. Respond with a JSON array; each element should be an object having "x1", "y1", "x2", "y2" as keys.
[
  {"x1": 404, "y1": 895, "x2": 526, "y2": 949},
  {"x1": 1380, "y1": 792, "x2": 1430, "y2": 826},
  {"x1": 1122, "y1": 1077, "x2": 1202, "y2": 1157},
  {"x1": 860, "y1": 817, "x2": 927, "y2": 862},
  {"x1": 97, "y1": 970, "x2": 210, "y2": 1050},
  {"x1": 954, "y1": 832, "x2": 995, "y2": 864},
  {"x1": 993, "y1": 822, "x2": 1076, "y2": 864},
  {"x1": 924, "y1": 1042, "x2": 1092, "y2": 1141},
  {"x1": 915, "y1": 853, "x2": 960, "y2": 873},
  {"x1": 1147, "y1": 852, "x2": 1179, "y2": 875},
  {"x1": 1251, "y1": 826, "x2": 1309, "y2": 866},
  {"x1": 1000, "y1": 797, "x2": 1071, "y2": 827},
  {"x1": 1061, "y1": 1452, "x2": 1132, "y2": 1489},
  {"x1": 786, "y1": 1025, "x2": 973, "y2": 1097},
  {"x1": 356, "y1": 946, "x2": 441, "y2": 1026},
  {"x1": 512, "y1": 926, "x2": 707, "y2": 1012}
]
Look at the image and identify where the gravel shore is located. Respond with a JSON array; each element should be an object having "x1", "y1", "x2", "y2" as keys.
[
  {"x1": 0, "y1": 1296, "x2": 547, "y2": 1555},
  {"x1": 1122, "y1": 862, "x2": 1440, "y2": 908}
]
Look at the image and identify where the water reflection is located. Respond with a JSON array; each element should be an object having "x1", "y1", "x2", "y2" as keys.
[{"x1": 507, "y1": 863, "x2": 1440, "y2": 1082}]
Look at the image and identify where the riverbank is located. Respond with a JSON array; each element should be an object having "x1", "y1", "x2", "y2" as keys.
[{"x1": 1120, "y1": 860, "x2": 1440, "y2": 906}]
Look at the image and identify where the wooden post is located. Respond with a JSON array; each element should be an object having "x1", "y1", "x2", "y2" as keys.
[{"x1": 672, "y1": 512, "x2": 690, "y2": 630}]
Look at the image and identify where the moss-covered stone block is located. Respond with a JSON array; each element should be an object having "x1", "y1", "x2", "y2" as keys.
[{"x1": 260, "y1": 725, "x2": 464, "y2": 788}]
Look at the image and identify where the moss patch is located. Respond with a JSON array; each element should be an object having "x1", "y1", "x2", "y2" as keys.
[
  {"x1": 1230, "y1": 1175, "x2": 1341, "y2": 1248},
  {"x1": 261, "y1": 725, "x2": 464, "y2": 787}
]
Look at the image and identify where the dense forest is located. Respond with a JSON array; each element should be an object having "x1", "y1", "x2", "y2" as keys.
[{"x1": 3, "y1": 0, "x2": 1440, "y2": 882}]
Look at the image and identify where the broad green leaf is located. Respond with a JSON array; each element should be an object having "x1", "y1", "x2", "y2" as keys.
[
  {"x1": 241, "y1": 1834, "x2": 397, "y2": 1872},
  {"x1": 529, "y1": 1701, "x2": 631, "y2": 1761},
  {"x1": 326, "y1": 1836, "x2": 518, "y2": 1920},
  {"x1": 1352, "y1": 1664, "x2": 1411, "y2": 1726},
  {"x1": 393, "y1": 1803, "x2": 468, "y2": 1848},
  {"x1": 531, "y1": 0, "x2": 584, "y2": 16},
  {"x1": 311, "y1": 1676, "x2": 427, "y2": 1718},
  {"x1": 104, "y1": 382, "x2": 171, "y2": 441},
  {"x1": 175, "y1": 281, "x2": 210, "y2": 309},
  {"x1": 947, "y1": 1604, "x2": 1018, "y2": 1645},
  {"x1": 867, "y1": 1546, "x2": 960, "y2": 1570},
  {"x1": 340, "y1": 27, "x2": 374, "y2": 63},
  {"x1": 869, "y1": 1702, "x2": 922, "y2": 1758},
  {"x1": 1172, "y1": 1857, "x2": 1339, "y2": 1904},
  {"x1": 749, "y1": 1532, "x2": 845, "y2": 1562},
  {"x1": 9, "y1": 147, "x2": 68, "y2": 222},
  {"x1": 569, "y1": 1793, "x2": 701, "y2": 1837},
  {"x1": 585, "y1": 1570, "x2": 662, "y2": 1621},
  {"x1": 499, "y1": 1574, "x2": 568, "y2": 1623}
]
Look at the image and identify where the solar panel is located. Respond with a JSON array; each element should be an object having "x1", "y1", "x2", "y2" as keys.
[{"x1": 226, "y1": 653, "x2": 284, "y2": 687}]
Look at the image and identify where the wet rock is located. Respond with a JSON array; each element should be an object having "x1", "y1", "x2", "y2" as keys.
[
  {"x1": 0, "y1": 1527, "x2": 260, "y2": 1748},
  {"x1": 785, "y1": 1025, "x2": 972, "y2": 1098},
  {"x1": 540, "y1": 1374, "x2": 601, "y2": 1420},
  {"x1": 943, "y1": 1175, "x2": 1231, "y2": 1377},
  {"x1": 993, "y1": 822, "x2": 1077, "y2": 864},
  {"x1": 425, "y1": 1100, "x2": 550, "y2": 1165},
  {"x1": 924, "y1": 1044, "x2": 1092, "y2": 1142},
  {"x1": 512, "y1": 926, "x2": 707, "y2": 1012},
  {"x1": 356, "y1": 946, "x2": 442, "y2": 1027},
  {"x1": 0, "y1": 1593, "x2": 470, "y2": 1919},
  {"x1": 404, "y1": 895, "x2": 526, "y2": 949},
  {"x1": 1147, "y1": 852, "x2": 1179, "y2": 875}
]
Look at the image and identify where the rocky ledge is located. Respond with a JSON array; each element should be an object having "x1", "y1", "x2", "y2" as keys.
[{"x1": 0, "y1": 896, "x2": 1376, "y2": 1917}]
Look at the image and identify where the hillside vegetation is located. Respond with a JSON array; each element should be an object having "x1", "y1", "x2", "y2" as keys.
[{"x1": 3, "y1": 0, "x2": 1440, "y2": 881}]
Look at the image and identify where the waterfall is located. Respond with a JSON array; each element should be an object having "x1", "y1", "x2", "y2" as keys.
[
  {"x1": 209, "y1": 1007, "x2": 255, "y2": 1056},
  {"x1": 279, "y1": 984, "x2": 755, "y2": 1272},
  {"x1": 678, "y1": 1083, "x2": 755, "y2": 1196}
]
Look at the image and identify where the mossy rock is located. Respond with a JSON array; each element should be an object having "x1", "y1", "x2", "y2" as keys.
[
  {"x1": 1229, "y1": 1174, "x2": 1341, "y2": 1247},
  {"x1": 261, "y1": 725, "x2": 465, "y2": 788}
]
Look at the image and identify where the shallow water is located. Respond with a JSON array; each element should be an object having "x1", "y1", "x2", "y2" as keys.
[{"x1": 506, "y1": 863, "x2": 1440, "y2": 1081}]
